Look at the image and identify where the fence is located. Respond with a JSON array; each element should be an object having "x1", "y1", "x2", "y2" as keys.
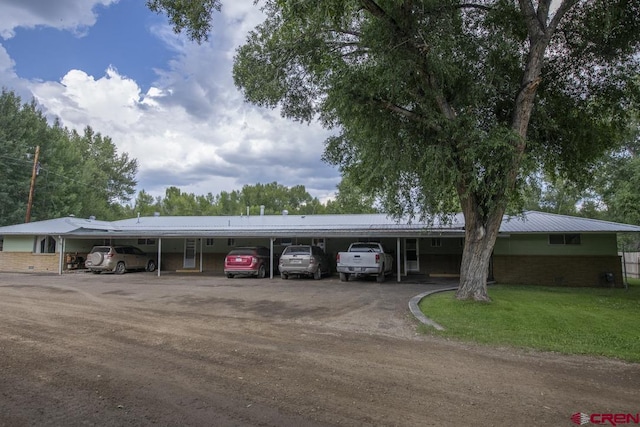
[{"x1": 620, "y1": 252, "x2": 640, "y2": 279}]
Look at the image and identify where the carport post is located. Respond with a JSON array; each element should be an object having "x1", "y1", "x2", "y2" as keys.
[
  {"x1": 199, "y1": 238, "x2": 203, "y2": 273},
  {"x1": 396, "y1": 238, "x2": 401, "y2": 282},
  {"x1": 157, "y1": 238, "x2": 162, "y2": 277},
  {"x1": 270, "y1": 237, "x2": 274, "y2": 279},
  {"x1": 58, "y1": 236, "x2": 64, "y2": 275}
]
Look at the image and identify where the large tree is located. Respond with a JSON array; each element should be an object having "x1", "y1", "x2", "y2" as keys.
[
  {"x1": 236, "y1": 0, "x2": 640, "y2": 301},
  {"x1": 151, "y1": 1, "x2": 640, "y2": 300}
]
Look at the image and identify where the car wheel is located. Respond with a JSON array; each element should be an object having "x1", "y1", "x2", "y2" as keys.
[
  {"x1": 257, "y1": 264, "x2": 266, "y2": 279},
  {"x1": 146, "y1": 260, "x2": 156, "y2": 272},
  {"x1": 91, "y1": 270, "x2": 101, "y2": 274},
  {"x1": 226, "y1": 273, "x2": 234, "y2": 279},
  {"x1": 281, "y1": 273, "x2": 288, "y2": 280},
  {"x1": 115, "y1": 262, "x2": 126, "y2": 275},
  {"x1": 376, "y1": 268, "x2": 385, "y2": 283},
  {"x1": 339, "y1": 272, "x2": 349, "y2": 282},
  {"x1": 313, "y1": 266, "x2": 322, "y2": 280}
]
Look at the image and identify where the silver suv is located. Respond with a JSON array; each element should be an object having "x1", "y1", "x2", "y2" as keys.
[
  {"x1": 85, "y1": 245, "x2": 157, "y2": 274},
  {"x1": 279, "y1": 245, "x2": 330, "y2": 280}
]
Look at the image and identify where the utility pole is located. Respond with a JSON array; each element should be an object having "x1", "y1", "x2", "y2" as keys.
[{"x1": 25, "y1": 145, "x2": 40, "y2": 223}]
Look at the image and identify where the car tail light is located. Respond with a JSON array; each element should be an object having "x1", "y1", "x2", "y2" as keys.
[
  {"x1": 336, "y1": 253, "x2": 340, "y2": 263},
  {"x1": 375, "y1": 254, "x2": 380, "y2": 264},
  {"x1": 251, "y1": 256, "x2": 258, "y2": 266},
  {"x1": 309, "y1": 257, "x2": 316, "y2": 264},
  {"x1": 107, "y1": 253, "x2": 113, "y2": 258}
]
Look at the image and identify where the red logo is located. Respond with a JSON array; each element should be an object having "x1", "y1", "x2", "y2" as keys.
[{"x1": 571, "y1": 413, "x2": 640, "y2": 426}]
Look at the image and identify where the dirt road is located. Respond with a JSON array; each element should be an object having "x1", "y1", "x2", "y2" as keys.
[{"x1": 0, "y1": 272, "x2": 637, "y2": 426}]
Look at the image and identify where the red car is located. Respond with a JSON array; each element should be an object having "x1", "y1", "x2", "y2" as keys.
[{"x1": 224, "y1": 246, "x2": 272, "y2": 278}]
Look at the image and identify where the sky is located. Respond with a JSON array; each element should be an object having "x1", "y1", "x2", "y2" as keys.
[{"x1": 0, "y1": 0, "x2": 341, "y2": 203}]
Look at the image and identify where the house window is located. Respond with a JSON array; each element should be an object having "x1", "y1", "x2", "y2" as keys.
[
  {"x1": 549, "y1": 234, "x2": 581, "y2": 245},
  {"x1": 274, "y1": 238, "x2": 293, "y2": 246},
  {"x1": 227, "y1": 238, "x2": 235, "y2": 246},
  {"x1": 34, "y1": 236, "x2": 56, "y2": 253},
  {"x1": 431, "y1": 238, "x2": 442, "y2": 248},
  {"x1": 137, "y1": 238, "x2": 156, "y2": 245},
  {"x1": 205, "y1": 238, "x2": 215, "y2": 246}
]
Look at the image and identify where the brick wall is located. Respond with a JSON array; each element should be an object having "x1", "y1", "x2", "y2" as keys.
[
  {"x1": 0, "y1": 252, "x2": 59, "y2": 273},
  {"x1": 493, "y1": 255, "x2": 623, "y2": 287},
  {"x1": 420, "y1": 254, "x2": 463, "y2": 276}
]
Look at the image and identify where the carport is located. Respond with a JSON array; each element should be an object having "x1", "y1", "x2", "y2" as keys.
[
  {"x1": 56, "y1": 212, "x2": 467, "y2": 281},
  {"x1": 3, "y1": 211, "x2": 640, "y2": 286}
]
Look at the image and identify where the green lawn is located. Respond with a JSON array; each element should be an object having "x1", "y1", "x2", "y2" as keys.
[{"x1": 418, "y1": 279, "x2": 640, "y2": 362}]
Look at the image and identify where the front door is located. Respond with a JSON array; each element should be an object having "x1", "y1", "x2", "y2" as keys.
[
  {"x1": 184, "y1": 238, "x2": 196, "y2": 268},
  {"x1": 405, "y1": 238, "x2": 419, "y2": 273},
  {"x1": 312, "y1": 238, "x2": 325, "y2": 251}
]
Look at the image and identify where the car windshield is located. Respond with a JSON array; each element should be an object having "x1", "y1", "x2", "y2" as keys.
[
  {"x1": 90, "y1": 247, "x2": 110, "y2": 253},
  {"x1": 350, "y1": 244, "x2": 381, "y2": 253},
  {"x1": 284, "y1": 246, "x2": 310, "y2": 255},
  {"x1": 229, "y1": 248, "x2": 256, "y2": 256}
]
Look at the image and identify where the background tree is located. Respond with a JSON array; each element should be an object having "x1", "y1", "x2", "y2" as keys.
[
  {"x1": 229, "y1": 0, "x2": 640, "y2": 300},
  {"x1": 159, "y1": 186, "x2": 208, "y2": 216},
  {"x1": 50, "y1": 126, "x2": 138, "y2": 220},
  {"x1": 131, "y1": 190, "x2": 161, "y2": 217},
  {"x1": 139, "y1": 182, "x2": 330, "y2": 216},
  {"x1": 325, "y1": 177, "x2": 379, "y2": 214},
  {"x1": 0, "y1": 90, "x2": 139, "y2": 223},
  {"x1": 0, "y1": 90, "x2": 49, "y2": 226},
  {"x1": 595, "y1": 119, "x2": 640, "y2": 225}
]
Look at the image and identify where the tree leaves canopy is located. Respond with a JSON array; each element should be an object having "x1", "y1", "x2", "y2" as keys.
[
  {"x1": 230, "y1": 0, "x2": 640, "y2": 299},
  {"x1": 233, "y1": 0, "x2": 640, "y2": 222},
  {"x1": 146, "y1": 0, "x2": 221, "y2": 43}
]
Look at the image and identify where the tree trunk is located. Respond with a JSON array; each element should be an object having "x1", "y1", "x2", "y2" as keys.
[
  {"x1": 454, "y1": 2, "x2": 571, "y2": 301},
  {"x1": 455, "y1": 198, "x2": 505, "y2": 301}
]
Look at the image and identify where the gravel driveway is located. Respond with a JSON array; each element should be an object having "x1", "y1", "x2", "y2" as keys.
[{"x1": 0, "y1": 272, "x2": 637, "y2": 426}]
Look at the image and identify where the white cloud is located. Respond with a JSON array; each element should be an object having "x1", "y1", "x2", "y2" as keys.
[
  {"x1": 1, "y1": 1, "x2": 341, "y2": 203},
  {"x1": 0, "y1": 43, "x2": 33, "y2": 101},
  {"x1": 0, "y1": 0, "x2": 118, "y2": 39}
]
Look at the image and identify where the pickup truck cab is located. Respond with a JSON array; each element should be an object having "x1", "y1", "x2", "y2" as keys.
[{"x1": 336, "y1": 242, "x2": 394, "y2": 282}]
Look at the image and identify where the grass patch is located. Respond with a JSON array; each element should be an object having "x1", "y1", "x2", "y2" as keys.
[
  {"x1": 418, "y1": 283, "x2": 640, "y2": 362},
  {"x1": 627, "y1": 277, "x2": 640, "y2": 286}
]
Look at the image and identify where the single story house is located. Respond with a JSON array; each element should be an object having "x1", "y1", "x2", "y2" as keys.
[{"x1": 0, "y1": 210, "x2": 638, "y2": 287}]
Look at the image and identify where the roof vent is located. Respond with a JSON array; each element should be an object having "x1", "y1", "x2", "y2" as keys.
[
  {"x1": 154, "y1": 212, "x2": 160, "y2": 217},
  {"x1": 89, "y1": 215, "x2": 96, "y2": 220},
  {"x1": 260, "y1": 205, "x2": 265, "y2": 216},
  {"x1": 282, "y1": 210, "x2": 288, "y2": 216}
]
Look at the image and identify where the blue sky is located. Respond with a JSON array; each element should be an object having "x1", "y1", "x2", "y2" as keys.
[{"x1": 0, "y1": 0, "x2": 340, "y2": 203}]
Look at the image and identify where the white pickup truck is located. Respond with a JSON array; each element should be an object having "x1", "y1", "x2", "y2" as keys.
[{"x1": 336, "y1": 242, "x2": 394, "y2": 282}]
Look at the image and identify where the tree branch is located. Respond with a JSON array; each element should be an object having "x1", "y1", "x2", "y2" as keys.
[{"x1": 457, "y1": 3, "x2": 493, "y2": 12}]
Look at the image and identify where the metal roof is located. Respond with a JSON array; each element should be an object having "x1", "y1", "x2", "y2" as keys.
[
  {"x1": 0, "y1": 211, "x2": 638, "y2": 238},
  {"x1": 0, "y1": 217, "x2": 117, "y2": 236},
  {"x1": 103, "y1": 213, "x2": 465, "y2": 238},
  {"x1": 499, "y1": 211, "x2": 640, "y2": 233}
]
